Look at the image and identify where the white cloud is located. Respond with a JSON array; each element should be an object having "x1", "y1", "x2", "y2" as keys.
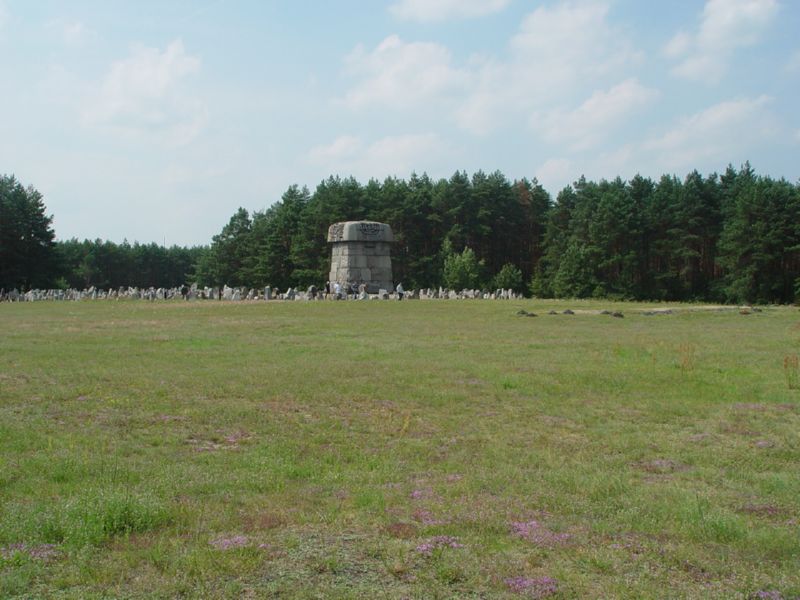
[
  {"x1": 663, "y1": 31, "x2": 691, "y2": 58},
  {"x1": 665, "y1": 0, "x2": 778, "y2": 82},
  {"x1": 509, "y1": 1, "x2": 638, "y2": 76},
  {"x1": 643, "y1": 95, "x2": 777, "y2": 170},
  {"x1": 530, "y1": 79, "x2": 658, "y2": 150},
  {"x1": 343, "y1": 35, "x2": 467, "y2": 110},
  {"x1": 344, "y1": 2, "x2": 642, "y2": 136},
  {"x1": 535, "y1": 158, "x2": 573, "y2": 191},
  {"x1": 561, "y1": 96, "x2": 789, "y2": 186},
  {"x1": 389, "y1": 0, "x2": 510, "y2": 22},
  {"x1": 46, "y1": 19, "x2": 93, "y2": 46},
  {"x1": 308, "y1": 133, "x2": 447, "y2": 180},
  {"x1": 455, "y1": 1, "x2": 642, "y2": 133},
  {"x1": 307, "y1": 135, "x2": 362, "y2": 163},
  {"x1": 367, "y1": 134, "x2": 446, "y2": 174},
  {"x1": 589, "y1": 144, "x2": 636, "y2": 178},
  {"x1": 83, "y1": 40, "x2": 206, "y2": 145}
]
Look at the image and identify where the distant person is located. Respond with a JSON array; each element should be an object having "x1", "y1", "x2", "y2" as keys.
[
  {"x1": 334, "y1": 281, "x2": 341, "y2": 300},
  {"x1": 325, "y1": 281, "x2": 330, "y2": 298},
  {"x1": 396, "y1": 282, "x2": 404, "y2": 300},
  {"x1": 180, "y1": 284, "x2": 189, "y2": 300}
]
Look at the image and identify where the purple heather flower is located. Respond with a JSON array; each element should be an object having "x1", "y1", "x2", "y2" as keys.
[
  {"x1": 750, "y1": 592, "x2": 783, "y2": 600},
  {"x1": 1, "y1": 543, "x2": 59, "y2": 561},
  {"x1": 415, "y1": 535, "x2": 464, "y2": 555},
  {"x1": 510, "y1": 521, "x2": 571, "y2": 546},
  {"x1": 210, "y1": 535, "x2": 249, "y2": 550},
  {"x1": 1, "y1": 543, "x2": 26, "y2": 558},
  {"x1": 27, "y1": 544, "x2": 59, "y2": 560},
  {"x1": 412, "y1": 508, "x2": 448, "y2": 526},
  {"x1": 505, "y1": 576, "x2": 559, "y2": 598}
]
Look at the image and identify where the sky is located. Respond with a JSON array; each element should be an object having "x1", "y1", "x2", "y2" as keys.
[{"x1": 1, "y1": 0, "x2": 799, "y2": 246}]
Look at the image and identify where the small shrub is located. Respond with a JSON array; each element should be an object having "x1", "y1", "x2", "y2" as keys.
[
  {"x1": 434, "y1": 562, "x2": 465, "y2": 585},
  {"x1": 442, "y1": 241, "x2": 485, "y2": 290},
  {"x1": 492, "y1": 263, "x2": 524, "y2": 294}
]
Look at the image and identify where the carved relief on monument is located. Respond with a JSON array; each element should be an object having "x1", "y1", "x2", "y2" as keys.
[
  {"x1": 358, "y1": 222, "x2": 382, "y2": 236},
  {"x1": 328, "y1": 222, "x2": 345, "y2": 242}
]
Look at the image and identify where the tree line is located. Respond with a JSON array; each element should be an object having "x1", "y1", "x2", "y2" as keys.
[
  {"x1": 57, "y1": 239, "x2": 204, "y2": 290},
  {"x1": 2, "y1": 166, "x2": 799, "y2": 303},
  {"x1": 198, "y1": 165, "x2": 800, "y2": 304},
  {"x1": 1, "y1": 174, "x2": 204, "y2": 291}
]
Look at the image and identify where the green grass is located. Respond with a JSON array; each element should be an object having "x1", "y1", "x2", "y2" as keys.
[{"x1": 1, "y1": 299, "x2": 799, "y2": 598}]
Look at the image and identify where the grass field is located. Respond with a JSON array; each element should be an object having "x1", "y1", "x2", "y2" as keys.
[{"x1": 1, "y1": 299, "x2": 799, "y2": 599}]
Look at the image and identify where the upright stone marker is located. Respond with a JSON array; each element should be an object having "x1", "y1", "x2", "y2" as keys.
[{"x1": 328, "y1": 221, "x2": 394, "y2": 294}]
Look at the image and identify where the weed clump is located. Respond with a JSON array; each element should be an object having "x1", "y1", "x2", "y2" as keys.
[
  {"x1": 678, "y1": 343, "x2": 696, "y2": 370},
  {"x1": 784, "y1": 354, "x2": 799, "y2": 389},
  {"x1": 26, "y1": 491, "x2": 172, "y2": 548}
]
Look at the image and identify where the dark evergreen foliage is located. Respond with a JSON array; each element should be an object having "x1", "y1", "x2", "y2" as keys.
[
  {"x1": 0, "y1": 175, "x2": 58, "y2": 290},
  {"x1": 57, "y1": 239, "x2": 205, "y2": 289}
]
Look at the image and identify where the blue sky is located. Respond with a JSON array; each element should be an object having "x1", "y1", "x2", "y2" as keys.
[{"x1": 1, "y1": 0, "x2": 798, "y2": 246}]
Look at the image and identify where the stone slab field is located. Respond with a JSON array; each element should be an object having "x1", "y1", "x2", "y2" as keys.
[{"x1": 1, "y1": 300, "x2": 798, "y2": 599}]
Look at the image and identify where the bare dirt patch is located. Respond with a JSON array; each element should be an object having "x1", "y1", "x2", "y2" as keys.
[
  {"x1": 633, "y1": 458, "x2": 690, "y2": 474},
  {"x1": 186, "y1": 429, "x2": 252, "y2": 452},
  {"x1": 384, "y1": 522, "x2": 418, "y2": 539},
  {"x1": 243, "y1": 511, "x2": 286, "y2": 532},
  {"x1": 738, "y1": 504, "x2": 785, "y2": 518}
]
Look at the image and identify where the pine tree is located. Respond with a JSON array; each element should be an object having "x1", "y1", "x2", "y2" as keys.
[{"x1": 0, "y1": 175, "x2": 58, "y2": 290}]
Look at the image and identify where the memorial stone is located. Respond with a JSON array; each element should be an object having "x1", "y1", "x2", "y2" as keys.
[{"x1": 327, "y1": 221, "x2": 394, "y2": 294}]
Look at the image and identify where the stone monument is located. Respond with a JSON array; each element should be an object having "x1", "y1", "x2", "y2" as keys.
[{"x1": 327, "y1": 221, "x2": 394, "y2": 294}]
